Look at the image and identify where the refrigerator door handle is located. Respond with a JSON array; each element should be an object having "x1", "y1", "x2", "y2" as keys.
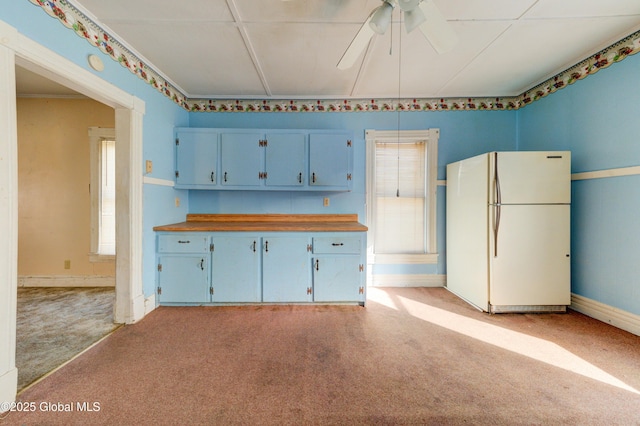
[
  {"x1": 492, "y1": 152, "x2": 501, "y2": 257},
  {"x1": 494, "y1": 204, "x2": 501, "y2": 257}
]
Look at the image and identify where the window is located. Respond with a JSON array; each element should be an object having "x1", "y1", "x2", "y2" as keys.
[
  {"x1": 89, "y1": 127, "x2": 116, "y2": 260},
  {"x1": 365, "y1": 129, "x2": 439, "y2": 264}
]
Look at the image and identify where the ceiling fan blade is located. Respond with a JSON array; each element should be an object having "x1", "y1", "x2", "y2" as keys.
[
  {"x1": 337, "y1": 15, "x2": 376, "y2": 70},
  {"x1": 417, "y1": 0, "x2": 457, "y2": 54}
]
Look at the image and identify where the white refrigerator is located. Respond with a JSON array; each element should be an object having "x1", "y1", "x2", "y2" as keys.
[{"x1": 446, "y1": 151, "x2": 571, "y2": 313}]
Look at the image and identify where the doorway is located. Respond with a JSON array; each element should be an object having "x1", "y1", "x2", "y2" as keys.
[{"x1": 0, "y1": 22, "x2": 146, "y2": 403}]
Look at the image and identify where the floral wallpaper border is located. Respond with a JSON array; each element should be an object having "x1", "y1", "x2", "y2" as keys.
[{"x1": 28, "y1": 0, "x2": 640, "y2": 113}]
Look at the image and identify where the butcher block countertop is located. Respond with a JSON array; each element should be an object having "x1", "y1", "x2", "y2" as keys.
[{"x1": 153, "y1": 214, "x2": 368, "y2": 232}]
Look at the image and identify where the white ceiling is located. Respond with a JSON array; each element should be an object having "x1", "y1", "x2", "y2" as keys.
[{"x1": 17, "y1": 0, "x2": 640, "y2": 100}]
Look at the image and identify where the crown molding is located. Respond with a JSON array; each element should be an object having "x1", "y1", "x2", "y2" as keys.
[{"x1": 29, "y1": 0, "x2": 640, "y2": 113}]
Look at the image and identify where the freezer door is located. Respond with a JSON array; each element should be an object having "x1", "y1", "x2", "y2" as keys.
[
  {"x1": 489, "y1": 204, "x2": 570, "y2": 307},
  {"x1": 490, "y1": 151, "x2": 570, "y2": 205}
]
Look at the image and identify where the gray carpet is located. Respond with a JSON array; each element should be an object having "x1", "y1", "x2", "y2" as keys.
[{"x1": 16, "y1": 287, "x2": 120, "y2": 391}]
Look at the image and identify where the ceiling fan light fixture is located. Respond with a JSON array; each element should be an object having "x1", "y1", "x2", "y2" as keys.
[
  {"x1": 369, "y1": 1, "x2": 394, "y2": 34},
  {"x1": 404, "y1": 8, "x2": 426, "y2": 33}
]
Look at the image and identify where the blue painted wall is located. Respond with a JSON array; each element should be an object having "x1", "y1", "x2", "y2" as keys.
[
  {"x1": 518, "y1": 53, "x2": 640, "y2": 315},
  {"x1": 189, "y1": 111, "x2": 517, "y2": 276}
]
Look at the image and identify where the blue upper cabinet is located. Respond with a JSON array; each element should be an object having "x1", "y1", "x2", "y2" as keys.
[
  {"x1": 175, "y1": 128, "x2": 218, "y2": 189},
  {"x1": 220, "y1": 132, "x2": 263, "y2": 187},
  {"x1": 309, "y1": 133, "x2": 352, "y2": 190},
  {"x1": 264, "y1": 133, "x2": 306, "y2": 187},
  {"x1": 174, "y1": 128, "x2": 353, "y2": 191}
]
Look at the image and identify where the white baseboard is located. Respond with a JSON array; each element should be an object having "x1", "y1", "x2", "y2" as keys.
[
  {"x1": 144, "y1": 293, "x2": 157, "y2": 316},
  {"x1": 369, "y1": 274, "x2": 446, "y2": 287},
  {"x1": 18, "y1": 275, "x2": 115, "y2": 287},
  {"x1": 571, "y1": 293, "x2": 640, "y2": 337}
]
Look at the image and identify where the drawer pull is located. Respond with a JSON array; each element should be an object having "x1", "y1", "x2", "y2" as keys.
[
  {"x1": 331, "y1": 243, "x2": 344, "y2": 246},
  {"x1": 178, "y1": 240, "x2": 191, "y2": 244}
]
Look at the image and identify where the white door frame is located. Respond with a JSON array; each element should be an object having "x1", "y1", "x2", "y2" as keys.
[{"x1": 0, "y1": 20, "x2": 146, "y2": 405}]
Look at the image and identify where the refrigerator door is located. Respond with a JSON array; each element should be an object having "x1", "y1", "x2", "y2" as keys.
[
  {"x1": 490, "y1": 151, "x2": 571, "y2": 205},
  {"x1": 446, "y1": 153, "x2": 490, "y2": 311},
  {"x1": 489, "y1": 204, "x2": 571, "y2": 308}
]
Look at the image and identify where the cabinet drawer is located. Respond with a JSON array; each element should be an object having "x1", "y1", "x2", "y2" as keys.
[
  {"x1": 313, "y1": 237, "x2": 361, "y2": 254},
  {"x1": 158, "y1": 234, "x2": 209, "y2": 253}
]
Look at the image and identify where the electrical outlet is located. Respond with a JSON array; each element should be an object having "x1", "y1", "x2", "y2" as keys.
[
  {"x1": 323, "y1": 197, "x2": 330, "y2": 207},
  {"x1": 145, "y1": 160, "x2": 153, "y2": 174},
  {"x1": 64, "y1": 260, "x2": 71, "y2": 270},
  {"x1": 175, "y1": 197, "x2": 180, "y2": 207}
]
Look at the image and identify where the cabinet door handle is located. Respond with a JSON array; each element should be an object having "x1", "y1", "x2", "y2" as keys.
[
  {"x1": 252, "y1": 241, "x2": 256, "y2": 252},
  {"x1": 315, "y1": 259, "x2": 319, "y2": 271},
  {"x1": 312, "y1": 172, "x2": 316, "y2": 183},
  {"x1": 331, "y1": 243, "x2": 344, "y2": 246},
  {"x1": 298, "y1": 172, "x2": 302, "y2": 183},
  {"x1": 265, "y1": 240, "x2": 269, "y2": 253},
  {"x1": 210, "y1": 171, "x2": 215, "y2": 182},
  {"x1": 199, "y1": 259, "x2": 204, "y2": 271},
  {"x1": 178, "y1": 240, "x2": 190, "y2": 244},
  {"x1": 224, "y1": 172, "x2": 228, "y2": 182}
]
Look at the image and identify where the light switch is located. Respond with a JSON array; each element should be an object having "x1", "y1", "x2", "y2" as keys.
[
  {"x1": 145, "y1": 160, "x2": 153, "y2": 174},
  {"x1": 175, "y1": 197, "x2": 180, "y2": 207},
  {"x1": 323, "y1": 197, "x2": 330, "y2": 207}
]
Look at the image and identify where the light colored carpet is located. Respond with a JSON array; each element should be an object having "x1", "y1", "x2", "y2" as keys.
[
  {"x1": 16, "y1": 287, "x2": 120, "y2": 391},
  {"x1": 8, "y1": 287, "x2": 640, "y2": 425}
]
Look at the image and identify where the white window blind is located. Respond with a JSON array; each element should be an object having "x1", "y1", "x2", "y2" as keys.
[
  {"x1": 99, "y1": 139, "x2": 116, "y2": 255},
  {"x1": 374, "y1": 141, "x2": 427, "y2": 254}
]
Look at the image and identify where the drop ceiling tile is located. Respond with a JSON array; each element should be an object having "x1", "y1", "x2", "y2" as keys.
[
  {"x1": 234, "y1": 0, "x2": 382, "y2": 23},
  {"x1": 105, "y1": 22, "x2": 266, "y2": 96},
  {"x1": 76, "y1": 0, "x2": 234, "y2": 22},
  {"x1": 443, "y1": 16, "x2": 640, "y2": 97}
]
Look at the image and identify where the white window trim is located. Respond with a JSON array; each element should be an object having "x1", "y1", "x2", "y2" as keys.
[
  {"x1": 365, "y1": 129, "x2": 439, "y2": 265},
  {"x1": 89, "y1": 126, "x2": 116, "y2": 262}
]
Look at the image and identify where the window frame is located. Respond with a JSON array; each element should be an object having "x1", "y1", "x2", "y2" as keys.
[
  {"x1": 365, "y1": 129, "x2": 439, "y2": 265},
  {"x1": 88, "y1": 126, "x2": 116, "y2": 262}
]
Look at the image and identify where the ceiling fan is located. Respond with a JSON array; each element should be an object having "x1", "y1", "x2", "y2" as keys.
[{"x1": 336, "y1": 0, "x2": 457, "y2": 70}]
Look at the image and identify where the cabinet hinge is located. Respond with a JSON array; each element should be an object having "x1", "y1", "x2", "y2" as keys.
[
  {"x1": 347, "y1": 173, "x2": 352, "y2": 181},
  {"x1": 175, "y1": 171, "x2": 179, "y2": 178},
  {"x1": 359, "y1": 287, "x2": 364, "y2": 294},
  {"x1": 259, "y1": 139, "x2": 268, "y2": 147},
  {"x1": 347, "y1": 140, "x2": 352, "y2": 147},
  {"x1": 307, "y1": 287, "x2": 313, "y2": 295},
  {"x1": 210, "y1": 243, "x2": 215, "y2": 252},
  {"x1": 175, "y1": 138, "x2": 179, "y2": 146},
  {"x1": 359, "y1": 264, "x2": 364, "y2": 272},
  {"x1": 259, "y1": 172, "x2": 268, "y2": 180},
  {"x1": 307, "y1": 244, "x2": 313, "y2": 252},
  {"x1": 157, "y1": 264, "x2": 162, "y2": 272},
  {"x1": 157, "y1": 287, "x2": 162, "y2": 295}
]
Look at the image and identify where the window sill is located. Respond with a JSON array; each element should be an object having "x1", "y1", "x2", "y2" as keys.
[
  {"x1": 369, "y1": 253, "x2": 439, "y2": 264},
  {"x1": 89, "y1": 253, "x2": 115, "y2": 263}
]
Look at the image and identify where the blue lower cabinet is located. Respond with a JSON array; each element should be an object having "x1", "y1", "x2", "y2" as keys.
[
  {"x1": 211, "y1": 236, "x2": 261, "y2": 302},
  {"x1": 313, "y1": 256, "x2": 364, "y2": 303},
  {"x1": 157, "y1": 255, "x2": 209, "y2": 304},
  {"x1": 156, "y1": 231, "x2": 366, "y2": 305},
  {"x1": 262, "y1": 236, "x2": 312, "y2": 302}
]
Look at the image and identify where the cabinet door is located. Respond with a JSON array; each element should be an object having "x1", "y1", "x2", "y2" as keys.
[
  {"x1": 220, "y1": 133, "x2": 263, "y2": 187},
  {"x1": 175, "y1": 130, "x2": 218, "y2": 187},
  {"x1": 158, "y1": 255, "x2": 209, "y2": 303},
  {"x1": 211, "y1": 236, "x2": 261, "y2": 302},
  {"x1": 265, "y1": 133, "x2": 305, "y2": 187},
  {"x1": 313, "y1": 256, "x2": 363, "y2": 303},
  {"x1": 262, "y1": 237, "x2": 312, "y2": 302},
  {"x1": 309, "y1": 133, "x2": 351, "y2": 189}
]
